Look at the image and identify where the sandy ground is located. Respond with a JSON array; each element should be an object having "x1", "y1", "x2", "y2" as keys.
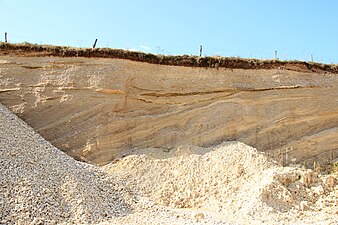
[{"x1": 1, "y1": 103, "x2": 337, "y2": 224}]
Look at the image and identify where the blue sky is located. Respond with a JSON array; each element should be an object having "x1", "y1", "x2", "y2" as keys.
[{"x1": 0, "y1": 0, "x2": 337, "y2": 63}]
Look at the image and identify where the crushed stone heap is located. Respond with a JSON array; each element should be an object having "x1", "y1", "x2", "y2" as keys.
[
  {"x1": 105, "y1": 142, "x2": 338, "y2": 224},
  {"x1": 0, "y1": 104, "x2": 134, "y2": 224}
]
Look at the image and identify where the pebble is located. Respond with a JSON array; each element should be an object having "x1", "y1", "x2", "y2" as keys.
[
  {"x1": 324, "y1": 176, "x2": 336, "y2": 189},
  {"x1": 192, "y1": 212, "x2": 205, "y2": 222},
  {"x1": 300, "y1": 201, "x2": 309, "y2": 211}
]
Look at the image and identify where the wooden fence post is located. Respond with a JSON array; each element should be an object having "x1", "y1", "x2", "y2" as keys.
[
  {"x1": 93, "y1": 39, "x2": 98, "y2": 48},
  {"x1": 200, "y1": 45, "x2": 202, "y2": 57},
  {"x1": 5, "y1": 32, "x2": 7, "y2": 43}
]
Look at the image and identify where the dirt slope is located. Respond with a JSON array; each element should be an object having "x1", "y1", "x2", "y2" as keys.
[{"x1": 0, "y1": 44, "x2": 337, "y2": 166}]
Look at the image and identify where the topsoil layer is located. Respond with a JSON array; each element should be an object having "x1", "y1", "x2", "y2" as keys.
[{"x1": 1, "y1": 42, "x2": 338, "y2": 74}]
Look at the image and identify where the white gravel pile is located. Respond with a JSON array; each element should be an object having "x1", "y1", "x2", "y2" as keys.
[
  {"x1": 0, "y1": 104, "x2": 135, "y2": 224},
  {"x1": 105, "y1": 143, "x2": 338, "y2": 224}
]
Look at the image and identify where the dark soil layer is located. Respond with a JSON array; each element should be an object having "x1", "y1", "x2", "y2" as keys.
[{"x1": 1, "y1": 42, "x2": 338, "y2": 73}]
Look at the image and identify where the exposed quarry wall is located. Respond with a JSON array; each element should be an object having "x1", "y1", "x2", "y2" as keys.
[{"x1": 0, "y1": 45, "x2": 337, "y2": 166}]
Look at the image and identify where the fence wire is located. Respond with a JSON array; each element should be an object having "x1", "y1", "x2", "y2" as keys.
[{"x1": 1, "y1": 32, "x2": 335, "y2": 64}]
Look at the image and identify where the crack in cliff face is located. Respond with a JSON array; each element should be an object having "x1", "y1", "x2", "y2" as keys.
[
  {"x1": 140, "y1": 85, "x2": 319, "y2": 98},
  {"x1": 141, "y1": 89, "x2": 235, "y2": 97},
  {"x1": 244, "y1": 85, "x2": 320, "y2": 92},
  {"x1": 0, "y1": 88, "x2": 20, "y2": 93}
]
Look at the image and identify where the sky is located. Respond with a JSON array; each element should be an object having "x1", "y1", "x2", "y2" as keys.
[{"x1": 0, "y1": 0, "x2": 338, "y2": 63}]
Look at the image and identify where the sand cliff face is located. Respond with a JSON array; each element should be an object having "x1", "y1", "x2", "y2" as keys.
[{"x1": 0, "y1": 55, "x2": 337, "y2": 166}]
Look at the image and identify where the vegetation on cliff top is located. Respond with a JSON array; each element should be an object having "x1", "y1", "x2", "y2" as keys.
[{"x1": 1, "y1": 42, "x2": 338, "y2": 73}]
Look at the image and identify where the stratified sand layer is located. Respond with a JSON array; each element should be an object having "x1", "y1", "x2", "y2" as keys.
[{"x1": 0, "y1": 55, "x2": 337, "y2": 166}]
